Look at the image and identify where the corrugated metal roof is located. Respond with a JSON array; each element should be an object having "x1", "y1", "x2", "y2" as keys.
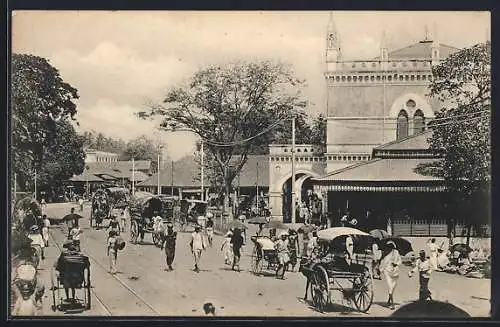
[
  {"x1": 313, "y1": 158, "x2": 442, "y2": 182},
  {"x1": 374, "y1": 41, "x2": 459, "y2": 60}
]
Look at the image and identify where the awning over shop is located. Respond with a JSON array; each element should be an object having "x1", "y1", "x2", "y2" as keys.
[
  {"x1": 314, "y1": 184, "x2": 446, "y2": 192},
  {"x1": 314, "y1": 158, "x2": 442, "y2": 183}
]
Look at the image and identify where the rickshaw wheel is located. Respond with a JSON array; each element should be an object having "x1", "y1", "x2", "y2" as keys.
[
  {"x1": 86, "y1": 267, "x2": 91, "y2": 310},
  {"x1": 130, "y1": 221, "x2": 139, "y2": 244},
  {"x1": 352, "y1": 266, "x2": 373, "y2": 313},
  {"x1": 311, "y1": 265, "x2": 329, "y2": 312},
  {"x1": 251, "y1": 245, "x2": 264, "y2": 275}
]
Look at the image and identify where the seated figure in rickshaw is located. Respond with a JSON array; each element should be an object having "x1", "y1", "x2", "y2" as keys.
[{"x1": 54, "y1": 241, "x2": 90, "y2": 303}]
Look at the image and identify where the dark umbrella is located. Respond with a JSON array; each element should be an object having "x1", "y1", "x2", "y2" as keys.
[
  {"x1": 227, "y1": 219, "x2": 247, "y2": 230},
  {"x1": 379, "y1": 237, "x2": 413, "y2": 256},
  {"x1": 61, "y1": 213, "x2": 84, "y2": 223},
  {"x1": 247, "y1": 217, "x2": 269, "y2": 225},
  {"x1": 297, "y1": 224, "x2": 317, "y2": 234},
  {"x1": 391, "y1": 300, "x2": 471, "y2": 318},
  {"x1": 450, "y1": 243, "x2": 473, "y2": 254},
  {"x1": 369, "y1": 229, "x2": 389, "y2": 240},
  {"x1": 267, "y1": 220, "x2": 288, "y2": 230}
]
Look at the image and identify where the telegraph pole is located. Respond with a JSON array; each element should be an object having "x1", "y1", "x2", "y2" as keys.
[
  {"x1": 200, "y1": 141, "x2": 204, "y2": 201},
  {"x1": 291, "y1": 117, "x2": 296, "y2": 225},
  {"x1": 256, "y1": 161, "x2": 259, "y2": 213},
  {"x1": 171, "y1": 160, "x2": 174, "y2": 196},
  {"x1": 34, "y1": 168, "x2": 37, "y2": 200},
  {"x1": 14, "y1": 173, "x2": 17, "y2": 202},
  {"x1": 132, "y1": 158, "x2": 135, "y2": 196},
  {"x1": 157, "y1": 145, "x2": 163, "y2": 195}
]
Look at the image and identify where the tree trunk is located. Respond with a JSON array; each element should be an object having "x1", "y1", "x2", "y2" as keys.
[{"x1": 466, "y1": 223, "x2": 472, "y2": 248}]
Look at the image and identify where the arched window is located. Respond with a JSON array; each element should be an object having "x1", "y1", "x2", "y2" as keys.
[
  {"x1": 397, "y1": 110, "x2": 409, "y2": 140},
  {"x1": 413, "y1": 109, "x2": 425, "y2": 134}
]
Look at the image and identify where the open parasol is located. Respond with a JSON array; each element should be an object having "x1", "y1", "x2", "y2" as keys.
[
  {"x1": 379, "y1": 237, "x2": 413, "y2": 256},
  {"x1": 450, "y1": 243, "x2": 473, "y2": 254},
  {"x1": 316, "y1": 227, "x2": 369, "y2": 241},
  {"x1": 391, "y1": 300, "x2": 471, "y2": 318},
  {"x1": 266, "y1": 220, "x2": 288, "y2": 230},
  {"x1": 369, "y1": 229, "x2": 390, "y2": 240},
  {"x1": 227, "y1": 219, "x2": 247, "y2": 230},
  {"x1": 246, "y1": 216, "x2": 269, "y2": 225},
  {"x1": 61, "y1": 213, "x2": 84, "y2": 223}
]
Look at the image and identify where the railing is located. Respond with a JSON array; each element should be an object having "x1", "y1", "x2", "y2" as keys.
[{"x1": 392, "y1": 219, "x2": 491, "y2": 237}]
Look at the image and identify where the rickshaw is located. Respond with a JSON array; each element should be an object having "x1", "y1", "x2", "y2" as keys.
[
  {"x1": 250, "y1": 235, "x2": 280, "y2": 275},
  {"x1": 129, "y1": 192, "x2": 165, "y2": 245},
  {"x1": 51, "y1": 252, "x2": 91, "y2": 312},
  {"x1": 300, "y1": 227, "x2": 375, "y2": 313},
  {"x1": 178, "y1": 199, "x2": 208, "y2": 232},
  {"x1": 90, "y1": 187, "x2": 130, "y2": 228}
]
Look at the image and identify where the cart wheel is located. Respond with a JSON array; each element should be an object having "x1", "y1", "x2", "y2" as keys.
[
  {"x1": 51, "y1": 271, "x2": 57, "y2": 312},
  {"x1": 251, "y1": 246, "x2": 264, "y2": 275},
  {"x1": 352, "y1": 267, "x2": 373, "y2": 313},
  {"x1": 311, "y1": 266, "x2": 329, "y2": 312},
  {"x1": 86, "y1": 267, "x2": 91, "y2": 310},
  {"x1": 130, "y1": 221, "x2": 139, "y2": 244}
]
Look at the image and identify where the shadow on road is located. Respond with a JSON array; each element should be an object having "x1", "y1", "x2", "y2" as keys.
[{"x1": 296, "y1": 297, "x2": 360, "y2": 315}]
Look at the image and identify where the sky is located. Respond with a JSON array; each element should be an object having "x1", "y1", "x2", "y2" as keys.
[{"x1": 11, "y1": 11, "x2": 490, "y2": 160}]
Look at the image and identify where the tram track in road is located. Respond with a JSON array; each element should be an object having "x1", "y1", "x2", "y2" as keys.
[{"x1": 49, "y1": 226, "x2": 161, "y2": 316}]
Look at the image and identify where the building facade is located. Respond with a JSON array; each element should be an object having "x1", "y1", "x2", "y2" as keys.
[
  {"x1": 84, "y1": 149, "x2": 119, "y2": 163},
  {"x1": 268, "y1": 15, "x2": 460, "y2": 222}
]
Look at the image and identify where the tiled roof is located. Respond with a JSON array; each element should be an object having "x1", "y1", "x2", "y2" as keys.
[
  {"x1": 374, "y1": 41, "x2": 459, "y2": 60},
  {"x1": 69, "y1": 171, "x2": 104, "y2": 182},
  {"x1": 374, "y1": 130, "x2": 432, "y2": 151},
  {"x1": 313, "y1": 158, "x2": 442, "y2": 182},
  {"x1": 85, "y1": 160, "x2": 151, "y2": 172},
  {"x1": 138, "y1": 155, "x2": 270, "y2": 188}
]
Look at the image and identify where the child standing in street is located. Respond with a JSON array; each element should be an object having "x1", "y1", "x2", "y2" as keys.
[
  {"x1": 107, "y1": 230, "x2": 118, "y2": 274},
  {"x1": 408, "y1": 249, "x2": 433, "y2": 301},
  {"x1": 221, "y1": 231, "x2": 233, "y2": 265}
]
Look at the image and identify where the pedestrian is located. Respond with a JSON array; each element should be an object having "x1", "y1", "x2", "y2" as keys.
[
  {"x1": 274, "y1": 231, "x2": 290, "y2": 280},
  {"x1": 107, "y1": 230, "x2": 119, "y2": 274},
  {"x1": 256, "y1": 223, "x2": 265, "y2": 237},
  {"x1": 372, "y1": 242, "x2": 382, "y2": 279},
  {"x1": 78, "y1": 197, "x2": 84, "y2": 212},
  {"x1": 190, "y1": 225, "x2": 206, "y2": 273},
  {"x1": 28, "y1": 225, "x2": 45, "y2": 260},
  {"x1": 221, "y1": 231, "x2": 233, "y2": 265},
  {"x1": 238, "y1": 215, "x2": 247, "y2": 244},
  {"x1": 408, "y1": 249, "x2": 433, "y2": 301},
  {"x1": 205, "y1": 213, "x2": 214, "y2": 247},
  {"x1": 69, "y1": 220, "x2": 83, "y2": 252},
  {"x1": 380, "y1": 240, "x2": 402, "y2": 310},
  {"x1": 160, "y1": 223, "x2": 177, "y2": 271},
  {"x1": 307, "y1": 231, "x2": 318, "y2": 258},
  {"x1": 231, "y1": 228, "x2": 244, "y2": 272},
  {"x1": 108, "y1": 215, "x2": 121, "y2": 235},
  {"x1": 40, "y1": 198, "x2": 47, "y2": 215},
  {"x1": 120, "y1": 208, "x2": 128, "y2": 232},
  {"x1": 287, "y1": 229, "x2": 299, "y2": 272},
  {"x1": 66, "y1": 208, "x2": 77, "y2": 237},
  {"x1": 41, "y1": 215, "x2": 50, "y2": 247},
  {"x1": 427, "y1": 238, "x2": 439, "y2": 270}
]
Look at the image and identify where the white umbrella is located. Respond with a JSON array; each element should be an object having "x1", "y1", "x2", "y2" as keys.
[{"x1": 317, "y1": 227, "x2": 369, "y2": 241}]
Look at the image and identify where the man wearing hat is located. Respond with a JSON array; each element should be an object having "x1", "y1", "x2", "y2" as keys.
[
  {"x1": 190, "y1": 225, "x2": 206, "y2": 273},
  {"x1": 409, "y1": 249, "x2": 433, "y2": 301},
  {"x1": 160, "y1": 222, "x2": 177, "y2": 271}
]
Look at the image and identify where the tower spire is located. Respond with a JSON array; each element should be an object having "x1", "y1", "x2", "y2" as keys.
[
  {"x1": 326, "y1": 12, "x2": 341, "y2": 70},
  {"x1": 424, "y1": 24, "x2": 430, "y2": 41}
]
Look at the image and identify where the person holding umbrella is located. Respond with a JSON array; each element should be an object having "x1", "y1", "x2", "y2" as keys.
[{"x1": 380, "y1": 240, "x2": 402, "y2": 310}]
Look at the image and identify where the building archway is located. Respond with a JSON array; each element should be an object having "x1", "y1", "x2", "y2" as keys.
[{"x1": 280, "y1": 171, "x2": 320, "y2": 223}]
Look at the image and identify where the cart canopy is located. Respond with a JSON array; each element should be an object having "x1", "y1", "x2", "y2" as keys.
[
  {"x1": 256, "y1": 237, "x2": 275, "y2": 250},
  {"x1": 317, "y1": 227, "x2": 370, "y2": 241},
  {"x1": 129, "y1": 192, "x2": 163, "y2": 220}
]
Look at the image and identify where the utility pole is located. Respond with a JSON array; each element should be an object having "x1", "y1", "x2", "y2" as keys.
[
  {"x1": 291, "y1": 117, "x2": 296, "y2": 225},
  {"x1": 34, "y1": 168, "x2": 37, "y2": 200},
  {"x1": 132, "y1": 158, "x2": 135, "y2": 196},
  {"x1": 171, "y1": 160, "x2": 174, "y2": 196},
  {"x1": 200, "y1": 140, "x2": 204, "y2": 201},
  {"x1": 14, "y1": 173, "x2": 17, "y2": 203},
  {"x1": 157, "y1": 145, "x2": 163, "y2": 195},
  {"x1": 256, "y1": 161, "x2": 259, "y2": 213}
]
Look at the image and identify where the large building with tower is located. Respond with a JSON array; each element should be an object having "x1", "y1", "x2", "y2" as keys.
[{"x1": 268, "y1": 15, "x2": 461, "y2": 223}]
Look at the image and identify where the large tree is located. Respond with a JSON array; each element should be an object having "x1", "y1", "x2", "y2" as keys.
[
  {"x1": 12, "y1": 54, "x2": 82, "y2": 195},
  {"x1": 140, "y1": 61, "x2": 306, "y2": 213},
  {"x1": 416, "y1": 41, "x2": 491, "y2": 244}
]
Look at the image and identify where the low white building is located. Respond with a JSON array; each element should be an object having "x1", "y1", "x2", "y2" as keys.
[{"x1": 84, "y1": 149, "x2": 119, "y2": 163}]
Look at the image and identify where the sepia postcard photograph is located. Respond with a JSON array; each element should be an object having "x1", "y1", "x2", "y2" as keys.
[{"x1": 9, "y1": 10, "x2": 491, "y2": 318}]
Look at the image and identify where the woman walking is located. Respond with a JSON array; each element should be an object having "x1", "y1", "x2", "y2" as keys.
[
  {"x1": 107, "y1": 230, "x2": 119, "y2": 274},
  {"x1": 41, "y1": 215, "x2": 50, "y2": 247},
  {"x1": 380, "y1": 241, "x2": 402, "y2": 310},
  {"x1": 221, "y1": 231, "x2": 233, "y2": 265},
  {"x1": 231, "y1": 228, "x2": 244, "y2": 272},
  {"x1": 427, "y1": 238, "x2": 439, "y2": 270}
]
